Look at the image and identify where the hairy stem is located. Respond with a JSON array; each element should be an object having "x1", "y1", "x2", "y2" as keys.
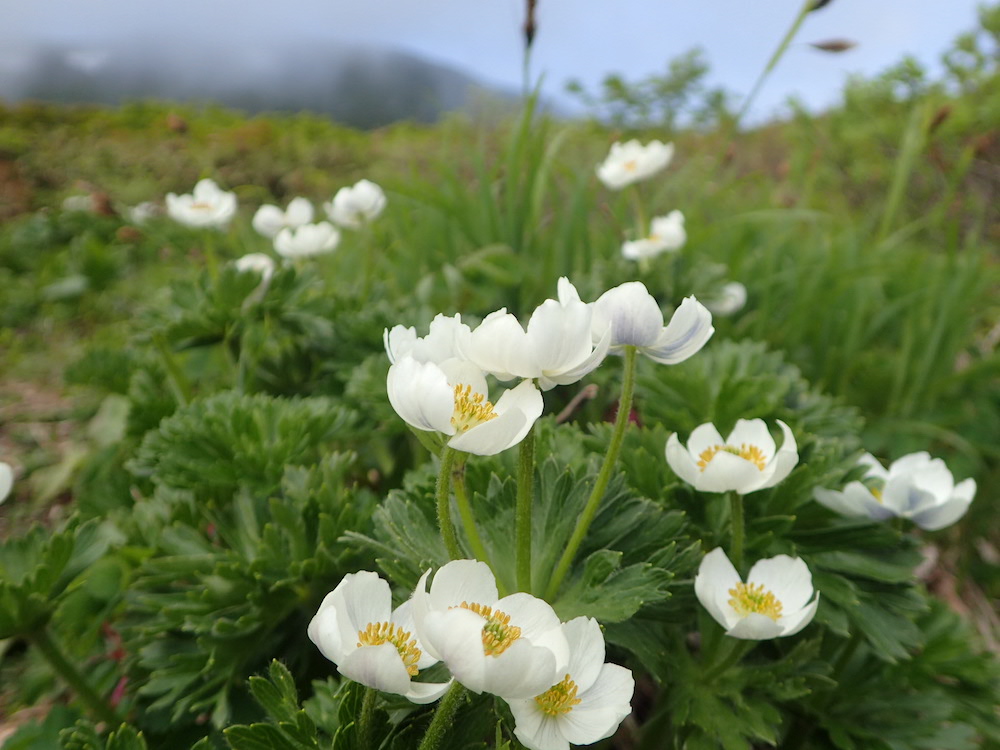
[
  {"x1": 436, "y1": 447, "x2": 462, "y2": 560},
  {"x1": 545, "y1": 346, "x2": 637, "y2": 600},
  {"x1": 359, "y1": 686, "x2": 378, "y2": 750},
  {"x1": 417, "y1": 682, "x2": 467, "y2": 750},
  {"x1": 730, "y1": 492, "x2": 745, "y2": 573},
  {"x1": 452, "y1": 459, "x2": 495, "y2": 577},
  {"x1": 515, "y1": 423, "x2": 536, "y2": 593}
]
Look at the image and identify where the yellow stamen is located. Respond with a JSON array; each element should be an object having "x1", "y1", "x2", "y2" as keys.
[
  {"x1": 457, "y1": 602, "x2": 522, "y2": 656},
  {"x1": 728, "y1": 582, "x2": 783, "y2": 621},
  {"x1": 357, "y1": 621, "x2": 422, "y2": 676},
  {"x1": 451, "y1": 384, "x2": 499, "y2": 433},
  {"x1": 534, "y1": 674, "x2": 582, "y2": 716},
  {"x1": 871, "y1": 487, "x2": 883, "y2": 504},
  {"x1": 623, "y1": 159, "x2": 638, "y2": 171},
  {"x1": 697, "y1": 443, "x2": 767, "y2": 471}
]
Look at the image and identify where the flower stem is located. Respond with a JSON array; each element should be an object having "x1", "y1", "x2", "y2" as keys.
[
  {"x1": 730, "y1": 492, "x2": 745, "y2": 572},
  {"x1": 359, "y1": 686, "x2": 378, "y2": 750},
  {"x1": 417, "y1": 682, "x2": 467, "y2": 750},
  {"x1": 30, "y1": 626, "x2": 121, "y2": 727},
  {"x1": 515, "y1": 423, "x2": 536, "y2": 593},
  {"x1": 545, "y1": 346, "x2": 638, "y2": 601},
  {"x1": 451, "y1": 459, "x2": 494, "y2": 575},
  {"x1": 436, "y1": 447, "x2": 462, "y2": 560}
]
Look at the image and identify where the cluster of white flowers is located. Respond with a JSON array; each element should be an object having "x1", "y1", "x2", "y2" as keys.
[
  {"x1": 310, "y1": 561, "x2": 634, "y2": 750},
  {"x1": 383, "y1": 277, "x2": 714, "y2": 456}
]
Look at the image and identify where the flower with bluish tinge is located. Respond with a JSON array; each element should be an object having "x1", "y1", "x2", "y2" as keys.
[
  {"x1": 508, "y1": 617, "x2": 634, "y2": 750},
  {"x1": 234, "y1": 253, "x2": 275, "y2": 282},
  {"x1": 165, "y1": 178, "x2": 237, "y2": 229},
  {"x1": 308, "y1": 571, "x2": 451, "y2": 703},
  {"x1": 274, "y1": 222, "x2": 340, "y2": 259},
  {"x1": 559, "y1": 279, "x2": 713, "y2": 366},
  {"x1": 814, "y1": 451, "x2": 976, "y2": 531},
  {"x1": 705, "y1": 282, "x2": 748, "y2": 317},
  {"x1": 384, "y1": 314, "x2": 471, "y2": 366},
  {"x1": 695, "y1": 548, "x2": 819, "y2": 640},
  {"x1": 596, "y1": 139, "x2": 674, "y2": 190},
  {"x1": 621, "y1": 210, "x2": 686, "y2": 260},
  {"x1": 387, "y1": 357, "x2": 542, "y2": 456},
  {"x1": 252, "y1": 197, "x2": 314, "y2": 238},
  {"x1": 411, "y1": 560, "x2": 569, "y2": 700},
  {"x1": 0, "y1": 462, "x2": 13, "y2": 505},
  {"x1": 665, "y1": 419, "x2": 797, "y2": 494},
  {"x1": 456, "y1": 283, "x2": 611, "y2": 390},
  {"x1": 325, "y1": 179, "x2": 387, "y2": 229}
]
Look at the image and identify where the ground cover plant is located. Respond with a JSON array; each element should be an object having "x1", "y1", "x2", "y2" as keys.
[{"x1": 1, "y1": 5, "x2": 999, "y2": 750}]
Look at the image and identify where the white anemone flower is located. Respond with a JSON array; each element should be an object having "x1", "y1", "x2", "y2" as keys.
[
  {"x1": 384, "y1": 313, "x2": 471, "y2": 366},
  {"x1": 456, "y1": 289, "x2": 611, "y2": 391},
  {"x1": 596, "y1": 139, "x2": 674, "y2": 190},
  {"x1": 508, "y1": 617, "x2": 634, "y2": 750},
  {"x1": 252, "y1": 197, "x2": 314, "y2": 238},
  {"x1": 665, "y1": 419, "x2": 797, "y2": 494},
  {"x1": 165, "y1": 178, "x2": 237, "y2": 229},
  {"x1": 387, "y1": 357, "x2": 542, "y2": 456},
  {"x1": 324, "y1": 179, "x2": 387, "y2": 229},
  {"x1": 0, "y1": 462, "x2": 13, "y2": 505},
  {"x1": 411, "y1": 560, "x2": 569, "y2": 700},
  {"x1": 234, "y1": 253, "x2": 275, "y2": 282},
  {"x1": 274, "y1": 222, "x2": 340, "y2": 259},
  {"x1": 695, "y1": 548, "x2": 819, "y2": 640},
  {"x1": 127, "y1": 201, "x2": 161, "y2": 225},
  {"x1": 560, "y1": 279, "x2": 713, "y2": 365},
  {"x1": 621, "y1": 210, "x2": 686, "y2": 260},
  {"x1": 706, "y1": 282, "x2": 748, "y2": 317},
  {"x1": 814, "y1": 452, "x2": 976, "y2": 531},
  {"x1": 308, "y1": 571, "x2": 451, "y2": 703}
]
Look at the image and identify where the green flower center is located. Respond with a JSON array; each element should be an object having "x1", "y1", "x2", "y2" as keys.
[
  {"x1": 457, "y1": 602, "x2": 521, "y2": 656},
  {"x1": 535, "y1": 674, "x2": 582, "y2": 716},
  {"x1": 728, "y1": 582, "x2": 783, "y2": 621}
]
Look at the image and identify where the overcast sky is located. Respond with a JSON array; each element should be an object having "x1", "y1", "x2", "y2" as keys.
[{"x1": 1, "y1": 0, "x2": 986, "y2": 119}]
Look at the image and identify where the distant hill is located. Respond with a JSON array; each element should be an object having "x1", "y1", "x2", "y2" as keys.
[{"x1": 0, "y1": 39, "x2": 522, "y2": 128}]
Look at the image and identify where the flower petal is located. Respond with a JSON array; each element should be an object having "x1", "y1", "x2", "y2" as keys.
[
  {"x1": 757, "y1": 420, "x2": 798, "y2": 491},
  {"x1": 643, "y1": 296, "x2": 714, "y2": 365},
  {"x1": 665, "y1": 432, "x2": 701, "y2": 487},
  {"x1": 512, "y1": 708, "x2": 569, "y2": 750},
  {"x1": 686, "y1": 423, "x2": 725, "y2": 458},
  {"x1": 694, "y1": 548, "x2": 741, "y2": 631},
  {"x1": 725, "y1": 612, "x2": 785, "y2": 640},
  {"x1": 387, "y1": 358, "x2": 455, "y2": 435},
  {"x1": 339, "y1": 642, "x2": 413, "y2": 695},
  {"x1": 697, "y1": 449, "x2": 767, "y2": 494},
  {"x1": 746, "y1": 555, "x2": 813, "y2": 613},
  {"x1": 778, "y1": 594, "x2": 819, "y2": 637},
  {"x1": 724, "y1": 419, "x2": 775, "y2": 462},
  {"x1": 558, "y1": 617, "x2": 605, "y2": 693},
  {"x1": 592, "y1": 282, "x2": 664, "y2": 348},
  {"x1": 910, "y1": 479, "x2": 975, "y2": 531},
  {"x1": 561, "y1": 662, "x2": 634, "y2": 745},
  {"x1": 403, "y1": 678, "x2": 453, "y2": 705}
]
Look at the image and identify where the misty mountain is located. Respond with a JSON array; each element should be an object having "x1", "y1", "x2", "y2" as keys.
[{"x1": 0, "y1": 39, "x2": 522, "y2": 128}]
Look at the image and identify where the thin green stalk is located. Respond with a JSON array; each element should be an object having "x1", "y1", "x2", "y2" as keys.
[
  {"x1": 452, "y1": 460, "x2": 495, "y2": 576},
  {"x1": 515, "y1": 424, "x2": 536, "y2": 593},
  {"x1": 359, "y1": 686, "x2": 378, "y2": 750},
  {"x1": 31, "y1": 626, "x2": 121, "y2": 726},
  {"x1": 545, "y1": 346, "x2": 638, "y2": 601},
  {"x1": 417, "y1": 682, "x2": 467, "y2": 750},
  {"x1": 153, "y1": 335, "x2": 192, "y2": 405},
  {"x1": 436, "y1": 447, "x2": 462, "y2": 560},
  {"x1": 729, "y1": 492, "x2": 745, "y2": 573},
  {"x1": 736, "y1": 0, "x2": 814, "y2": 126}
]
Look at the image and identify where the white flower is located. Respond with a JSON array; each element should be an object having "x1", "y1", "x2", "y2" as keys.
[
  {"x1": 0, "y1": 462, "x2": 13, "y2": 505},
  {"x1": 508, "y1": 617, "x2": 634, "y2": 750},
  {"x1": 384, "y1": 314, "x2": 471, "y2": 366},
  {"x1": 387, "y1": 357, "x2": 542, "y2": 456},
  {"x1": 274, "y1": 222, "x2": 340, "y2": 259},
  {"x1": 561, "y1": 279, "x2": 713, "y2": 365},
  {"x1": 665, "y1": 419, "x2": 797, "y2": 494},
  {"x1": 127, "y1": 201, "x2": 160, "y2": 225},
  {"x1": 596, "y1": 139, "x2": 674, "y2": 190},
  {"x1": 814, "y1": 452, "x2": 976, "y2": 531},
  {"x1": 694, "y1": 548, "x2": 819, "y2": 640},
  {"x1": 324, "y1": 179, "x2": 387, "y2": 229},
  {"x1": 621, "y1": 210, "x2": 686, "y2": 260},
  {"x1": 165, "y1": 178, "x2": 237, "y2": 229},
  {"x1": 308, "y1": 571, "x2": 451, "y2": 703},
  {"x1": 411, "y1": 560, "x2": 569, "y2": 699},
  {"x1": 706, "y1": 282, "x2": 747, "y2": 317},
  {"x1": 252, "y1": 197, "x2": 314, "y2": 238},
  {"x1": 234, "y1": 253, "x2": 275, "y2": 282},
  {"x1": 456, "y1": 287, "x2": 610, "y2": 390}
]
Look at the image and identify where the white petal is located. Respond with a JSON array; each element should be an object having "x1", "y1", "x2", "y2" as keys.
[
  {"x1": 559, "y1": 617, "x2": 605, "y2": 693},
  {"x1": 858, "y1": 453, "x2": 889, "y2": 480},
  {"x1": 403, "y1": 679, "x2": 453, "y2": 704},
  {"x1": 384, "y1": 325, "x2": 416, "y2": 363},
  {"x1": 911, "y1": 458, "x2": 955, "y2": 499},
  {"x1": 887, "y1": 452, "x2": 932, "y2": 478},
  {"x1": 386, "y1": 358, "x2": 456, "y2": 435},
  {"x1": 777, "y1": 594, "x2": 819, "y2": 637},
  {"x1": 561, "y1": 663, "x2": 634, "y2": 745},
  {"x1": 448, "y1": 409, "x2": 528, "y2": 456},
  {"x1": 429, "y1": 559, "x2": 499, "y2": 611},
  {"x1": 725, "y1": 613, "x2": 785, "y2": 640},
  {"x1": 391, "y1": 600, "x2": 437, "y2": 670},
  {"x1": 460, "y1": 309, "x2": 533, "y2": 381},
  {"x1": 0, "y1": 462, "x2": 11, "y2": 504},
  {"x1": 480, "y1": 638, "x2": 560, "y2": 699},
  {"x1": 557, "y1": 277, "x2": 582, "y2": 305},
  {"x1": 756, "y1": 420, "x2": 798, "y2": 490},
  {"x1": 513, "y1": 709, "x2": 569, "y2": 750},
  {"x1": 910, "y1": 482, "x2": 975, "y2": 531},
  {"x1": 665, "y1": 433, "x2": 701, "y2": 488},
  {"x1": 643, "y1": 296, "x2": 714, "y2": 365},
  {"x1": 686, "y1": 423, "x2": 726, "y2": 458},
  {"x1": 694, "y1": 548, "x2": 741, "y2": 631},
  {"x1": 540, "y1": 323, "x2": 610, "y2": 390},
  {"x1": 814, "y1": 482, "x2": 892, "y2": 521},
  {"x1": 697, "y1": 450, "x2": 767, "y2": 494},
  {"x1": 592, "y1": 282, "x2": 664, "y2": 348},
  {"x1": 746, "y1": 556, "x2": 813, "y2": 613},
  {"x1": 252, "y1": 204, "x2": 284, "y2": 237},
  {"x1": 285, "y1": 196, "x2": 314, "y2": 226},
  {"x1": 724, "y1": 419, "x2": 775, "y2": 461},
  {"x1": 527, "y1": 299, "x2": 594, "y2": 377},
  {"x1": 339, "y1": 643, "x2": 413, "y2": 695}
]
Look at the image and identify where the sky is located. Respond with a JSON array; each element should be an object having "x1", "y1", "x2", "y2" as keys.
[{"x1": 0, "y1": 0, "x2": 987, "y2": 120}]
